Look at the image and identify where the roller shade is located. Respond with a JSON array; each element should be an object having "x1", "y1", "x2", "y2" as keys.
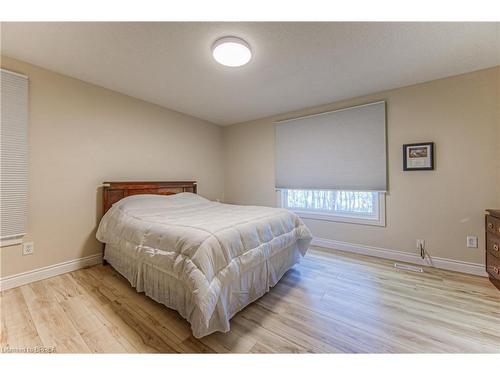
[
  {"x1": 275, "y1": 101, "x2": 387, "y2": 191},
  {"x1": 1, "y1": 69, "x2": 28, "y2": 240}
]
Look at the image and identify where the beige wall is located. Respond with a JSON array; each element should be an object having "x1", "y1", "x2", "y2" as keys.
[
  {"x1": 1, "y1": 56, "x2": 498, "y2": 279},
  {"x1": 0, "y1": 56, "x2": 225, "y2": 277},
  {"x1": 498, "y1": 72, "x2": 500, "y2": 206},
  {"x1": 223, "y1": 67, "x2": 500, "y2": 265}
]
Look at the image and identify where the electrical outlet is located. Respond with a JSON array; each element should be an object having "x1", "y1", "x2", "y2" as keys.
[
  {"x1": 467, "y1": 236, "x2": 478, "y2": 248},
  {"x1": 22, "y1": 242, "x2": 34, "y2": 256}
]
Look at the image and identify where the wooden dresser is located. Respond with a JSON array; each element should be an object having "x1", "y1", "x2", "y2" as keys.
[{"x1": 486, "y1": 209, "x2": 500, "y2": 290}]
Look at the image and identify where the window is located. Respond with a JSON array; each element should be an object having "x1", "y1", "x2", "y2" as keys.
[
  {"x1": 1, "y1": 69, "x2": 29, "y2": 246},
  {"x1": 274, "y1": 101, "x2": 387, "y2": 226},
  {"x1": 280, "y1": 189, "x2": 385, "y2": 226}
]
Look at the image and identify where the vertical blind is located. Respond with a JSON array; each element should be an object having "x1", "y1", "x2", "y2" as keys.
[
  {"x1": 275, "y1": 101, "x2": 387, "y2": 191},
  {"x1": 0, "y1": 69, "x2": 28, "y2": 240}
]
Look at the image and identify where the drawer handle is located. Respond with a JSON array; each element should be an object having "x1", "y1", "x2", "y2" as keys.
[
  {"x1": 494, "y1": 244, "x2": 499, "y2": 252},
  {"x1": 488, "y1": 222, "x2": 494, "y2": 229},
  {"x1": 493, "y1": 266, "x2": 499, "y2": 275}
]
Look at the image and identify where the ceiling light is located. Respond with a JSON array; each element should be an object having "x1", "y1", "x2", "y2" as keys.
[{"x1": 212, "y1": 37, "x2": 252, "y2": 67}]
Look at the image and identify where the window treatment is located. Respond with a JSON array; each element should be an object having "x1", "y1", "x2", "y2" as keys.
[
  {"x1": 1, "y1": 69, "x2": 28, "y2": 240},
  {"x1": 275, "y1": 101, "x2": 387, "y2": 191}
]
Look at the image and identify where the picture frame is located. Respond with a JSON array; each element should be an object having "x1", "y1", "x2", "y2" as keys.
[{"x1": 403, "y1": 142, "x2": 434, "y2": 171}]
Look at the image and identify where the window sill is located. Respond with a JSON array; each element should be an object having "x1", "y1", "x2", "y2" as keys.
[
  {"x1": 0, "y1": 235, "x2": 25, "y2": 247},
  {"x1": 293, "y1": 211, "x2": 386, "y2": 227}
]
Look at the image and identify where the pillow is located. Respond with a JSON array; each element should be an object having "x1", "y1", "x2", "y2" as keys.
[
  {"x1": 114, "y1": 192, "x2": 208, "y2": 210},
  {"x1": 163, "y1": 192, "x2": 209, "y2": 205}
]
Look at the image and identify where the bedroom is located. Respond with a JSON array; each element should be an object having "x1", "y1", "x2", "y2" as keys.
[{"x1": 0, "y1": 0, "x2": 499, "y2": 372}]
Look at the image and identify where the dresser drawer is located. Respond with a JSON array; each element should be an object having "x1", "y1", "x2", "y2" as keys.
[
  {"x1": 486, "y1": 215, "x2": 500, "y2": 235},
  {"x1": 487, "y1": 233, "x2": 500, "y2": 258},
  {"x1": 486, "y1": 251, "x2": 500, "y2": 281}
]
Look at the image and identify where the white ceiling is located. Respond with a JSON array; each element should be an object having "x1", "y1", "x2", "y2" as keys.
[{"x1": 1, "y1": 22, "x2": 499, "y2": 125}]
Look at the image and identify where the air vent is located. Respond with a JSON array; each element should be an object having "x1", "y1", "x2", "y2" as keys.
[{"x1": 394, "y1": 263, "x2": 423, "y2": 273}]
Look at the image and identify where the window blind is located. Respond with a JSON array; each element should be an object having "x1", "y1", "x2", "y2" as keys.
[
  {"x1": 1, "y1": 69, "x2": 28, "y2": 241},
  {"x1": 275, "y1": 101, "x2": 387, "y2": 191}
]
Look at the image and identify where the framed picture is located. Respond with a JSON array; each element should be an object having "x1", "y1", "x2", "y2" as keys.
[{"x1": 403, "y1": 142, "x2": 434, "y2": 171}]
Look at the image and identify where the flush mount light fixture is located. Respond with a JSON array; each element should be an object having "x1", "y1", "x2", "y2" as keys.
[{"x1": 212, "y1": 37, "x2": 252, "y2": 67}]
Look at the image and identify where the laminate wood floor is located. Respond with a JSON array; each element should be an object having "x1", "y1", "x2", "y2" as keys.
[{"x1": 1, "y1": 247, "x2": 499, "y2": 353}]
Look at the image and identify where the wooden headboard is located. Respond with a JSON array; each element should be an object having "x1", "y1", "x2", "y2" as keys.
[{"x1": 102, "y1": 181, "x2": 197, "y2": 215}]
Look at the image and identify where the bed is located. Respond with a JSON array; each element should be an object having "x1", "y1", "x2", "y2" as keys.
[{"x1": 96, "y1": 181, "x2": 312, "y2": 338}]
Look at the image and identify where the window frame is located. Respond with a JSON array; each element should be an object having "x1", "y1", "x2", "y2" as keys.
[{"x1": 278, "y1": 189, "x2": 386, "y2": 227}]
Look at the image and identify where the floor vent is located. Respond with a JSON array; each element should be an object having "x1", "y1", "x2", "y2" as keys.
[{"x1": 394, "y1": 263, "x2": 424, "y2": 273}]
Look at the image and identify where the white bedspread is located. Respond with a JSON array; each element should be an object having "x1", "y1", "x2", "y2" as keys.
[{"x1": 96, "y1": 193, "x2": 312, "y2": 336}]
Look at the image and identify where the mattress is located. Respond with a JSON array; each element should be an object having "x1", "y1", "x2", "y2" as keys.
[{"x1": 96, "y1": 193, "x2": 312, "y2": 337}]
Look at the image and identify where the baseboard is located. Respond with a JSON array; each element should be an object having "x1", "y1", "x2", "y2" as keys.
[
  {"x1": 0, "y1": 239, "x2": 486, "y2": 291},
  {"x1": 0, "y1": 253, "x2": 102, "y2": 291},
  {"x1": 311, "y1": 237, "x2": 488, "y2": 277}
]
